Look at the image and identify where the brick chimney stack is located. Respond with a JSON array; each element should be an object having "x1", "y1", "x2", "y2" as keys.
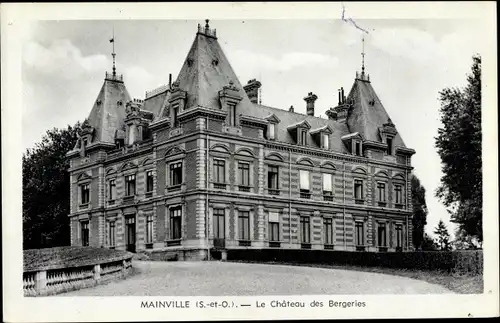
[
  {"x1": 243, "y1": 79, "x2": 262, "y2": 104},
  {"x1": 304, "y1": 92, "x2": 318, "y2": 116}
]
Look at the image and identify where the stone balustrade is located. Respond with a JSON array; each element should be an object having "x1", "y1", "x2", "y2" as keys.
[{"x1": 23, "y1": 256, "x2": 133, "y2": 296}]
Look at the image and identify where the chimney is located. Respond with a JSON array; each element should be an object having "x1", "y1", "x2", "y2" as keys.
[
  {"x1": 304, "y1": 92, "x2": 318, "y2": 116},
  {"x1": 341, "y1": 87, "x2": 345, "y2": 104},
  {"x1": 169, "y1": 74, "x2": 172, "y2": 88},
  {"x1": 338, "y1": 89, "x2": 342, "y2": 105},
  {"x1": 243, "y1": 79, "x2": 262, "y2": 104},
  {"x1": 289, "y1": 105, "x2": 294, "y2": 113}
]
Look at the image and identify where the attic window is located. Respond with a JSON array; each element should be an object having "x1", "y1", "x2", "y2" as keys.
[
  {"x1": 300, "y1": 130, "x2": 307, "y2": 146},
  {"x1": 355, "y1": 141, "x2": 361, "y2": 156},
  {"x1": 323, "y1": 133, "x2": 329, "y2": 150},
  {"x1": 268, "y1": 123, "x2": 275, "y2": 140},
  {"x1": 212, "y1": 59, "x2": 219, "y2": 66},
  {"x1": 117, "y1": 100, "x2": 123, "y2": 106},
  {"x1": 387, "y1": 137, "x2": 393, "y2": 155},
  {"x1": 187, "y1": 58, "x2": 193, "y2": 67}
]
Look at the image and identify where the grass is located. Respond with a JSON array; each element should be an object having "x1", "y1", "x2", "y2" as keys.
[
  {"x1": 229, "y1": 260, "x2": 484, "y2": 294},
  {"x1": 24, "y1": 246, "x2": 133, "y2": 272}
]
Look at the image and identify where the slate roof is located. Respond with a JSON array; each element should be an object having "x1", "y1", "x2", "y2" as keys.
[
  {"x1": 87, "y1": 77, "x2": 131, "y2": 144},
  {"x1": 84, "y1": 22, "x2": 408, "y2": 155},
  {"x1": 346, "y1": 78, "x2": 406, "y2": 147}
]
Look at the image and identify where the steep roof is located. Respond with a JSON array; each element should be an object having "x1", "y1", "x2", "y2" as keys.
[
  {"x1": 248, "y1": 104, "x2": 351, "y2": 152},
  {"x1": 86, "y1": 75, "x2": 132, "y2": 144},
  {"x1": 174, "y1": 25, "x2": 255, "y2": 112},
  {"x1": 346, "y1": 78, "x2": 406, "y2": 147}
]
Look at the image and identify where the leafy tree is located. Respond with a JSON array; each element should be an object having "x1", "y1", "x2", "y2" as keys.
[
  {"x1": 452, "y1": 227, "x2": 481, "y2": 250},
  {"x1": 411, "y1": 174, "x2": 428, "y2": 250},
  {"x1": 433, "y1": 219, "x2": 451, "y2": 251},
  {"x1": 421, "y1": 233, "x2": 437, "y2": 251},
  {"x1": 435, "y1": 55, "x2": 482, "y2": 244},
  {"x1": 23, "y1": 123, "x2": 80, "y2": 249}
]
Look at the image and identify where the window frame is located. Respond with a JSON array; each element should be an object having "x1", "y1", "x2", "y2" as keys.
[
  {"x1": 323, "y1": 217, "x2": 334, "y2": 245},
  {"x1": 238, "y1": 210, "x2": 250, "y2": 241},
  {"x1": 213, "y1": 208, "x2": 226, "y2": 239},
  {"x1": 169, "y1": 161, "x2": 183, "y2": 187},
  {"x1": 146, "y1": 170, "x2": 154, "y2": 193},
  {"x1": 354, "y1": 179, "x2": 364, "y2": 200},
  {"x1": 238, "y1": 162, "x2": 250, "y2": 187},
  {"x1": 377, "y1": 182, "x2": 386, "y2": 202},
  {"x1": 395, "y1": 184, "x2": 403, "y2": 204},
  {"x1": 355, "y1": 221, "x2": 364, "y2": 246},
  {"x1": 80, "y1": 183, "x2": 90, "y2": 205},
  {"x1": 377, "y1": 222, "x2": 387, "y2": 247},
  {"x1": 108, "y1": 179, "x2": 116, "y2": 201},
  {"x1": 107, "y1": 220, "x2": 116, "y2": 248},
  {"x1": 125, "y1": 174, "x2": 136, "y2": 197},
  {"x1": 146, "y1": 214, "x2": 154, "y2": 244},
  {"x1": 299, "y1": 216, "x2": 311, "y2": 243},
  {"x1": 81, "y1": 220, "x2": 89, "y2": 246},
  {"x1": 213, "y1": 158, "x2": 226, "y2": 184},
  {"x1": 169, "y1": 206, "x2": 182, "y2": 240}
]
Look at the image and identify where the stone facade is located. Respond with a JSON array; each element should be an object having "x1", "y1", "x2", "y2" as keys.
[{"x1": 67, "y1": 21, "x2": 415, "y2": 260}]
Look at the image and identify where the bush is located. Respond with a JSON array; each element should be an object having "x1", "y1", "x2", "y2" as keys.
[{"x1": 225, "y1": 249, "x2": 483, "y2": 275}]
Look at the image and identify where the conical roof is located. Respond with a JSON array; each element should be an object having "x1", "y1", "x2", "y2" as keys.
[
  {"x1": 346, "y1": 78, "x2": 406, "y2": 147},
  {"x1": 86, "y1": 74, "x2": 132, "y2": 144}
]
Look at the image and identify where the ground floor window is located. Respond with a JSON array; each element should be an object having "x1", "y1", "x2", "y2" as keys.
[
  {"x1": 107, "y1": 221, "x2": 115, "y2": 247},
  {"x1": 238, "y1": 211, "x2": 250, "y2": 240},
  {"x1": 355, "y1": 221, "x2": 364, "y2": 246},
  {"x1": 81, "y1": 221, "x2": 89, "y2": 246},
  {"x1": 395, "y1": 224, "x2": 403, "y2": 248},
  {"x1": 300, "y1": 216, "x2": 310, "y2": 243},
  {"x1": 213, "y1": 208, "x2": 225, "y2": 239},
  {"x1": 268, "y1": 212, "x2": 280, "y2": 242},
  {"x1": 323, "y1": 217, "x2": 333, "y2": 245},
  {"x1": 146, "y1": 215, "x2": 154, "y2": 244},
  {"x1": 170, "y1": 207, "x2": 182, "y2": 240},
  {"x1": 378, "y1": 222, "x2": 387, "y2": 246}
]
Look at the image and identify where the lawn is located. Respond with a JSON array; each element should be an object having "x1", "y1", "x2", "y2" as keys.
[
  {"x1": 230, "y1": 260, "x2": 483, "y2": 294},
  {"x1": 24, "y1": 246, "x2": 133, "y2": 272}
]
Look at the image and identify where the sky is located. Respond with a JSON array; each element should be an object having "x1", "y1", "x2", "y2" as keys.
[{"x1": 21, "y1": 17, "x2": 485, "y2": 238}]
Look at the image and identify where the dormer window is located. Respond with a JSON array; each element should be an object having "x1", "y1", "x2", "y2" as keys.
[
  {"x1": 269, "y1": 123, "x2": 275, "y2": 140},
  {"x1": 173, "y1": 107, "x2": 179, "y2": 127},
  {"x1": 323, "y1": 134, "x2": 329, "y2": 150},
  {"x1": 355, "y1": 141, "x2": 361, "y2": 156},
  {"x1": 287, "y1": 119, "x2": 311, "y2": 146},
  {"x1": 265, "y1": 114, "x2": 280, "y2": 141},
  {"x1": 387, "y1": 137, "x2": 393, "y2": 155},
  {"x1": 300, "y1": 130, "x2": 307, "y2": 146}
]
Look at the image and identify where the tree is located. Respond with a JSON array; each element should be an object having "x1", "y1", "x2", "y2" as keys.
[
  {"x1": 433, "y1": 219, "x2": 451, "y2": 251},
  {"x1": 421, "y1": 233, "x2": 437, "y2": 251},
  {"x1": 435, "y1": 55, "x2": 482, "y2": 243},
  {"x1": 411, "y1": 174, "x2": 428, "y2": 250},
  {"x1": 23, "y1": 123, "x2": 80, "y2": 249},
  {"x1": 452, "y1": 227, "x2": 481, "y2": 250}
]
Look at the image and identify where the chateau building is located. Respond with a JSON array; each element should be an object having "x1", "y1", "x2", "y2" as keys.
[{"x1": 67, "y1": 21, "x2": 416, "y2": 260}]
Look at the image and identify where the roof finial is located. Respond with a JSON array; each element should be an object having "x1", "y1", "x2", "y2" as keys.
[
  {"x1": 110, "y1": 26, "x2": 116, "y2": 77},
  {"x1": 205, "y1": 19, "x2": 210, "y2": 31},
  {"x1": 361, "y1": 34, "x2": 365, "y2": 78}
]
